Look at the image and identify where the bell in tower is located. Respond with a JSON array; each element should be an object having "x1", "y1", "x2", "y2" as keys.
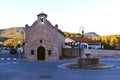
[{"x1": 37, "y1": 12, "x2": 47, "y2": 24}]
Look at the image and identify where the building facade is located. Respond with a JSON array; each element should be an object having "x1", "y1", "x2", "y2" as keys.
[
  {"x1": 65, "y1": 37, "x2": 102, "y2": 49},
  {"x1": 24, "y1": 13, "x2": 65, "y2": 60}
]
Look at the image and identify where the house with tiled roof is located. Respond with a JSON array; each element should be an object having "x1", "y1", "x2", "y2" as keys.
[{"x1": 65, "y1": 37, "x2": 102, "y2": 49}]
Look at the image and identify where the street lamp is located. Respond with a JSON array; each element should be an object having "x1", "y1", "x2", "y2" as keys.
[
  {"x1": 79, "y1": 26, "x2": 84, "y2": 37},
  {"x1": 78, "y1": 26, "x2": 85, "y2": 57}
]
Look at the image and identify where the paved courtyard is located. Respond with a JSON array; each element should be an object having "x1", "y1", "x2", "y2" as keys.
[{"x1": 0, "y1": 58, "x2": 120, "y2": 80}]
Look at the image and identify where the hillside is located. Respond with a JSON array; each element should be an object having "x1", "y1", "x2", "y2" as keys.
[
  {"x1": 0, "y1": 27, "x2": 100, "y2": 39},
  {"x1": 0, "y1": 27, "x2": 119, "y2": 49},
  {"x1": 0, "y1": 27, "x2": 25, "y2": 39},
  {"x1": 63, "y1": 31, "x2": 100, "y2": 38},
  {"x1": 84, "y1": 32, "x2": 100, "y2": 38}
]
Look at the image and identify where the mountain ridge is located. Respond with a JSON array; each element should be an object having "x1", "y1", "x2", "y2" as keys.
[
  {"x1": 0, "y1": 27, "x2": 118, "y2": 40},
  {"x1": 0, "y1": 27, "x2": 25, "y2": 38},
  {"x1": 84, "y1": 32, "x2": 100, "y2": 38}
]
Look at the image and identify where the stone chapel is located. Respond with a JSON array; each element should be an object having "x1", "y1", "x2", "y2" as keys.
[{"x1": 24, "y1": 13, "x2": 65, "y2": 60}]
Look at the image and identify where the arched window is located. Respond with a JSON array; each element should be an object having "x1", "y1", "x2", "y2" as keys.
[{"x1": 40, "y1": 17, "x2": 44, "y2": 24}]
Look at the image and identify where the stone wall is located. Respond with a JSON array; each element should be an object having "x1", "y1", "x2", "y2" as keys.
[
  {"x1": 84, "y1": 49, "x2": 120, "y2": 57},
  {"x1": 63, "y1": 48, "x2": 120, "y2": 58},
  {"x1": 63, "y1": 48, "x2": 83, "y2": 57}
]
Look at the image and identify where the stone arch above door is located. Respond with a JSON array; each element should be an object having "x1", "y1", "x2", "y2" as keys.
[{"x1": 37, "y1": 46, "x2": 45, "y2": 60}]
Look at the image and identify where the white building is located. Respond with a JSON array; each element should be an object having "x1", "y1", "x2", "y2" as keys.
[{"x1": 65, "y1": 37, "x2": 102, "y2": 49}]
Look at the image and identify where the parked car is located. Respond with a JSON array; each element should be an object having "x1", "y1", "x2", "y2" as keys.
[{"x1": 10, "y1": 48, "x2": 17, "y2": 54}]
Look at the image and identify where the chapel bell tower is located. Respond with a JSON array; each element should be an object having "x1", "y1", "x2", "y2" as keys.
[{"x1": 37, "y1": 13, "x2": 47, "y2": 24}]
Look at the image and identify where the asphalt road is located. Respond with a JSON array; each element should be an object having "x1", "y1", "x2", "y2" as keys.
[
  {"x1": 0, "y1": 58, "x2": 120, "y2": 80},
  {"x1": 1, "y1": 50, "x2": 120, "y2": 80},
  {"x1": 0, "y1": 49, "x2": 17, "y2": 60}
]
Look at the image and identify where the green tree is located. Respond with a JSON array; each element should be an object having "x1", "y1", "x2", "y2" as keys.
[{"x1": 110, "y1": 37, "x2": 118, "y2": 46}]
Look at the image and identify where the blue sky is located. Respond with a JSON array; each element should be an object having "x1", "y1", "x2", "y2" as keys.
[{"x1": 0, "y1": 0, "x2": 120, "y2": 35}]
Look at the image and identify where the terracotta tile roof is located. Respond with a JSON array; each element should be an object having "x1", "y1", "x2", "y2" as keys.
[{"x1": 69, "y1": 37, "x2": 101, "y2": 44}]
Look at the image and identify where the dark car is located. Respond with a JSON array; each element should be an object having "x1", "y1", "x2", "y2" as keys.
[{"x1": 10, "y1": 48, "x2": 17, "y2": 54}]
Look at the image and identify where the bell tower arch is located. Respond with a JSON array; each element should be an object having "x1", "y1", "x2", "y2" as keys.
[{"x1": 37, "y1": 12, "x2": 47, "y2": 24}]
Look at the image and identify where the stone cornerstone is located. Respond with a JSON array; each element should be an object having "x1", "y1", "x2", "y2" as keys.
[{"x1": 24, "y1": 13, "x2": 65, "y2": 60}]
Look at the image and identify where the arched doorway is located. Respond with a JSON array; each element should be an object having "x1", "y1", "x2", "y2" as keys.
[{"x1": 37, "y1": 46, "x2": 45, "y2": 60}]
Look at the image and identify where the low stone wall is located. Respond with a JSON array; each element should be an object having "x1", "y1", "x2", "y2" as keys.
[
  {"x1": 84, "y1": 49, "x2": 120, "y2": 57},
  {"x1": 63, "y1": 48, "x2": 120, "y2": 58},
  {"x1": 62, "y1": 48, "x2": 83, "y2": 57}
]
